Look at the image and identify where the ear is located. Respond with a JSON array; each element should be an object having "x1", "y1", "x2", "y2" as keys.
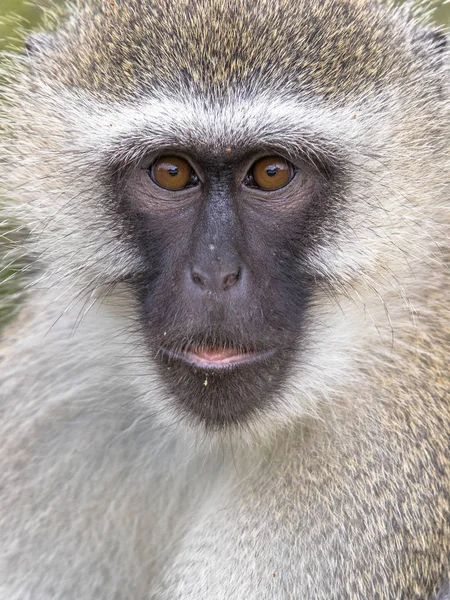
[
  {"x1": 413, "y1": 26, "x2": 448, "y2": 60},
  {"x1": 432, "y1": 578, "x2": 450, "y2": 600},
  {"x1": 412, "y1": 25, "x2": 448, "y2": 87},
  {"x1": 24, "y1": 33, "x2": 54, "y2": 56},
  {"x1": 420, "y1": 28, "x2": 448, "y2": 54}
]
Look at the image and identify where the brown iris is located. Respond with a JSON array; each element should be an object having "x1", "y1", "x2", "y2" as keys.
[
  {"x1": 251, "y1": 156, "x2": 293, "y2": 190},
  {"x1": 151, "y1": 156, "x2": 195, "y2": 190}
]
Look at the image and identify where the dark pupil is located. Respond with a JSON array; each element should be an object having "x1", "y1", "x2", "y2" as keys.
[
  {"x1": 168, "y1": 166, "x2": 179, "y2": 177},
  {"x1": 266, "y1": 166, "x2": 277, "y2": 177}
]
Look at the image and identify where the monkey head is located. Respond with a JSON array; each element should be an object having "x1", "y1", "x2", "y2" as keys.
[{"x1": 2, "y1": 0, "x2": 448, "y2": 433}]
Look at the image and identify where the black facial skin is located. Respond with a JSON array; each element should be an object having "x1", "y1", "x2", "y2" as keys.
[{"x1": 117, "y1": 147, "x2": 332, "y2": 430}]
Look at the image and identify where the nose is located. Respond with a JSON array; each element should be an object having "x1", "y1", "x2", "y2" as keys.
[{"x1": 189, "y1": 264, "x2": 244, "y2": 293}]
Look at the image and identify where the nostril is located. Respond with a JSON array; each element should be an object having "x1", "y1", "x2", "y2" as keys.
[
  {"x1": 222, "y1": 268, "x2": 241, "y2": 290},
  {"x1": 189, "y1": 265, "x2": 243, "y2": 291},
  {"x1": 191, "y1": 270, "x2": 206, "y2": 287}
]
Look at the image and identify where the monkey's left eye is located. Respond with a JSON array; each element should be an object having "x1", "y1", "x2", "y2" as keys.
[
  {"x1": 246, "y1": 156, "x2": 294, "y2": 191},
  {"x1": 150, "y1": 156, "x2": 199, "y2": 191}
]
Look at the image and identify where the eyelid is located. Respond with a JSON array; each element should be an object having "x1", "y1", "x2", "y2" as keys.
[{"x1": 141, "y1": 152, "x2": 205, "y2": 181}]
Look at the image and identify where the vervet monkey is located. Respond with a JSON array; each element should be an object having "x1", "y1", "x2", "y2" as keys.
[{"x1": 0, "y1": 0, "x2": 449, "y2": 598}]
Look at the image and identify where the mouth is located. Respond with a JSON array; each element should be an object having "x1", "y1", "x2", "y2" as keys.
[
  {"x1": 154, "y1": 339, "x2": 289, "y2": 428},
  {"x1": 159, "y1": 345, "x2": 278, "y2": 370}
]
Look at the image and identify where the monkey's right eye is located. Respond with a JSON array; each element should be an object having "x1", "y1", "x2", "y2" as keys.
[{"x1": 149, "y1": 156, "x2": 199, "y2": 191}]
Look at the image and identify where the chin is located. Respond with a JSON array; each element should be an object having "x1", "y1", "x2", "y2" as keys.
[{"x1": 153, "y1": 340, "x2": 293, "y2": 430}]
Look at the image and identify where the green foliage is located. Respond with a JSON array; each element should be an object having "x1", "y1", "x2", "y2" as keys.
[
  {"x1": 0, "y1": 3, "x2": 47, "y2": 327},
  {"x1": 0, "y1": 1, "x2": 47, "y2": 50},
  {"x1": 436, "y1": 4, "x2": 450, "y2": 25}
]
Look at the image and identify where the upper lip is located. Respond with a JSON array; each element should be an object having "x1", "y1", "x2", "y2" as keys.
[{"x1": 159, "y1": 344, "x2": 278, "y2": 370}]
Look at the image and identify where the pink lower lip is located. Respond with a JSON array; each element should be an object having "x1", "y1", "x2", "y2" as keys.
[
  {"x1": 160, "y1": 346, "x2": 278, "y2": 369},
  {"x1": 186, "y1": 347, "x2": 252, "y2": 366}
]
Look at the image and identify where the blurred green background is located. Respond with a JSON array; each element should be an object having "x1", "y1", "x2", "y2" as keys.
[
  {"x1": 0, "y1": 0, "x2": 449, "y2": 329},
  {"x1": 0, "y1": 0, "x2": 54, "y2": 50}
]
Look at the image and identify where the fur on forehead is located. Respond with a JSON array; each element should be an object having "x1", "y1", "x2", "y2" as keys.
[
  {"x1": 49, "y1": 87, "x2": 391, "y2": 169},
  {"x1": 34, "y1": 0, "x2": 444, "y2": 102}
]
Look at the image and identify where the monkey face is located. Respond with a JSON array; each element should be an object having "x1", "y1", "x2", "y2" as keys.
[
  {"x1": 6, "y1": 0, "x2": 447, "y2": 435},
  {"x1": 8, "y1": 84, "x2": 445, "y2": 435},
  {"x1": 116, "y1": 144, "x2": 333, "y2": 429}
]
